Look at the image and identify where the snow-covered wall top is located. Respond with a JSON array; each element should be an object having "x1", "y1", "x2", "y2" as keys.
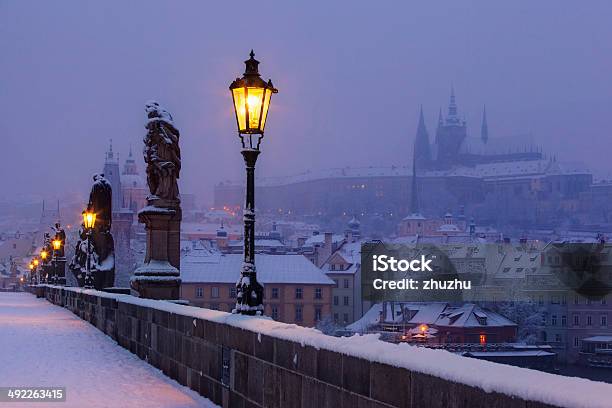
[{"x1": 46, "y1": 285, "x2": 612, "y2": 408}]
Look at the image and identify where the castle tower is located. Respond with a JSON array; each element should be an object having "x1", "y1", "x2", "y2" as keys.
[
  {"x1": 103, "y1": 139, "x2": 122, "y2": 212},
  {"x1": 414, "y1": 106, "x2": 431, "y2": 169},
  {"x1": 481, "y1": 105, "x2": 489, "y2": 144},
  {"x1": 434, "y1": 87, "x2": 468, "y2": 167}
]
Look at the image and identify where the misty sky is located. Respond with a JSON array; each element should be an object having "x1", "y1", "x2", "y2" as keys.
[{"x1": 1, "y1": 1, "x2": 611, "y2": 205}]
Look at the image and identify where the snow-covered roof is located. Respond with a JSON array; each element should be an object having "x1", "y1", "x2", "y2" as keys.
[
  {"x1": 350, "y1": 302, "x2": 516, "y2": 332},
  {"x1": 180, "y1": 251, "x2": 334, "y2": 285},
  {"x1": 303, "y1": 234, "x2": 345, "y2": 247}
]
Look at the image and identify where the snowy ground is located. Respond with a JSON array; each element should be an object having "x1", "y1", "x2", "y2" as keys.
[{"x1": 0, "y1": 292, "x2": 218, "y2": 408}]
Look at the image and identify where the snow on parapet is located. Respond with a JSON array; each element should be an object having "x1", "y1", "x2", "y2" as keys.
[{"x1": 46, "y1": 285, "x2": 612, "y2": 408}]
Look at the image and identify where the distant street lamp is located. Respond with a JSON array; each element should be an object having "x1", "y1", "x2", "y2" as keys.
[
  {"x1": 40, "y1": 250, "x2": 49, "y2": 283},
  {"x1": 28, "y1": 263, "x2": 35, "y2": 284},
  {"x1": 52, "y1": 238, "x2": 62, "y2": 285},
  {"x1": 229, "y1": 50, "x2": 278, "y2": 315},
  {"x1": 83, "y1": 210, "x2": 97, "y2": 288},
  {"x1": 33, "y1": 258, "x2": 40, "y2": 285}
]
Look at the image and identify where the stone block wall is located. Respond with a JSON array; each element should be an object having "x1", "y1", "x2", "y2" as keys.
[{"x1": 41, "y1": 286, "x2": 560, "y2": 408}]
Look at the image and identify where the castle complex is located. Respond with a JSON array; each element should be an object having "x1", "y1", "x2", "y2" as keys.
[{"x1": 215, "y1": 90, "x2": 598, "y2": 231}]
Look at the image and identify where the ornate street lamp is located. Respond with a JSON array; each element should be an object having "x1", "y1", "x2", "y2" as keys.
[
  {"x1": 229, "y1": 50, "x2": 278, "y2": 315},
  {"x1": 40, "y1": 250, "x2": 49, "y2": 284},
  {"x1": 33, "y1": 258, "x2": 40, "y2": 285},
  {"x1": 52, "y1": 239, "x2": 62, "y2": 285},
  {"x1": 82, "y1": 210, "x2": 97, "y2": 288},
  {"x1": 28, "y1": 263, "x2": 35, "y2": 284}
]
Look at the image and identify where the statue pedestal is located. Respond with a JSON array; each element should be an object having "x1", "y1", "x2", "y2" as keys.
[{"x1": 130, "y1": 201, "x2": 181, "y2": 300}]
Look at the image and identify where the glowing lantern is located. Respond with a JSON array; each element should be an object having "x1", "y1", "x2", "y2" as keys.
[
  {"x1": 83, "y1": 211, "x2": 97, "y2": 230},
  {"x1": 40, "y1": 250, "x2": 48, "y2": 260},
  {"x1": 229, "y1": 50, "x2": 278, "y2": 136},
  {"x1": 52, "y1": 239, "x2": 62, "y2": 251}
]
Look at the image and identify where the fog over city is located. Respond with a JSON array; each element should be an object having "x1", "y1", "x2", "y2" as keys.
[{"x1": 1, "y1": 0, "x2": 611, "y2": 205}]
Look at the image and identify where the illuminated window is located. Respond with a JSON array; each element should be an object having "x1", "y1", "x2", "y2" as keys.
[{"x1": 479, "y1": 334, "x2": 487, "y2": 345}]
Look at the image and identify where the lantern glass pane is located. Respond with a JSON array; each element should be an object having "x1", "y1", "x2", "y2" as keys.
[
  {"x1": 260, "y1": 89, "x2": 272, "y2": 132},
  {"x1": 232, "y1": 87, "x2": 247, "y2": 131},
  {"x1": 246, "y1": 87, "x2": 264, "y2": 130}
]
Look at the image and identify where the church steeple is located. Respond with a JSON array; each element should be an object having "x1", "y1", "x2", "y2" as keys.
[
  {"x1": 448, "y1": 85, "x2": 457, "y2": 118},
  {"x1": 414, "y1": 105, "x2": 431, "y2": 168},
  {"x1": 105, "y1": 139, "x2": 117, "y2": 163},
  {"x1": 481, "y1": 105, "x2": 489, "y2": 144},
  {"x1": 410, "y1": 148, "x2": 419, "y2": 215}
]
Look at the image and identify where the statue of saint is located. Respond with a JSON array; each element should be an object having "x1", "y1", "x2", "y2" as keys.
[
  {"x1": 88, "y1": 173, "x2": 112, "y2": 231},
  {"x1": 143, "y1": 101, "x2": 181, "y2": 203}
]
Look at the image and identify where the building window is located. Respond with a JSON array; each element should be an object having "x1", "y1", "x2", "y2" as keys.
[
  {"x1": 550, "y1": 295, "x2": 560, "y2": 305},
  {"x1": 561, "y1": 315, "x2": 567, "y2": 327},
  {"x1": 344, "y1": 279, "x2": 349, "y2": 289},
  {"x1": 555, "y1": 334, "x2": 562, "y2": 343},
  {"x1": 333, "y1": 296, "x2": 338, "y2": 306},
  {"x1": 210, "y1": 303, "x2": 219, "y2": 310},
  {"x1": 574, "y1": 337, "x2": 580, "y2": 348},
  {"x1": 602, "y1": 315, "x2": 608, "y2": 327},
  {"x1": 295, "y1": 306, "x2": 303, "y2": 322},
  {"x1": 211, "y1": 287, "x2": 220, "y2": 298},
  {"x1": 314, "y1": 288, "x2": 322, "y2": 299},
  {"x1": 561, "y1": 295, "x2": 567, "y2": 305},
  {"x1": 587, "y1": 315, "x2": 592, "y2": 326},
  {"x1": 551, "y1": 315, "x2": 557, "y2": 326},
  {"x1": 573, "y1": 315, "x2": 579, "y2": 326},
  {"x1": 574, "y1": 295, "x2": 580, "y2": 305},
  {"x1": 602, "y1": 296, "x2": 607, "y2": 305},
  {"x1": 343, "y1": 296, "x2": 349, "y2": 306},
  {"x1": 229, "y1": 287, "x2": 236, "y2": 299},
  {"x1": 343, "y1": 313, "x2": 349, "y2": 323},
  {"x1": 271, "y1": 306, "x2": 279, "y2": 320},
  {"x1": 331, "y1": 264, "x2": 336, "y2": 271},
  {"x1": 196, "y1": 287, "x2": 203, "y2": 298},
  {"x1": 333, "y1": 313, "x2": 339, "y2": 322},
  {"x1": 272, "y1": 287, "x2": 279, "y2": 299},
  {"x1": 295, "y1": 288, "x2": 303, "y2": 299},
  {"x1": 538, "y1": 295, "x2": 544, "y2": 306},
  {"x1": 314, "y1": 307, "x2": 322, "y2": 321}
]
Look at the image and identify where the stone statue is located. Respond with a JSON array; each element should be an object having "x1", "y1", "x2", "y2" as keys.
[
  {"x1": 69, "y1": 174, "x2": 116, "y2": 290},
  {"x1": 131, "y1": 101, "x2": 182, "y2": 300},
  {"x1": 88, "y1": 173, "x2": 112, "y2": 231},
  {"x1": 143, "y1": 101, "x2": 181, "y2": 204}
]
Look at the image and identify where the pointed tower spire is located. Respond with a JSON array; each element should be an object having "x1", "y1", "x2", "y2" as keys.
[
  {"x1": 448, "y1": 85, "x2": 458, "y2": 118},
  {"x1": 481, "y1": 105, "x2": 489, "y2": 144},
  {"x1": 410, "y1": 149, "x2": 419, "y2": 215},
  {"x1": 414, "y1": 105, "x2": 431, "y2": 168},
  {"x1": 438, "y1": 107, "x2": 443, "y2": 126}
]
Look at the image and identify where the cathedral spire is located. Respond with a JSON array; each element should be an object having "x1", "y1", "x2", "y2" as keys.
[
  {"x1": 481, "y1": 105, "x2": 489, "y2": 144},
  {"x1": 438, "y1": 107, "x2": 443, "y2": 126},
  {"x1": 448, "y1": 85, "x2": 458, "y2": 118},
  {"x1": 414, "y1": 105, "x2": 431, "y2": 168},
  {"x1": 105, "y1": 138, "x2": 116, "y2": 163},
  {"x1": 410, "y1": 149, "x2": 419, "y2": 215}
]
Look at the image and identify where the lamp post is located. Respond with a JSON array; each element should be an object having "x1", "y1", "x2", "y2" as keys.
[
  {"x1": 40, "y1": 250, "x2": 48, "y2": 284},
  {"x1": 33, "y1": 258, "x2": 40, "y2": 285},
  {"x1": 28, "y1": 263, "x2": 35, "y2": 285},
  {"x1": 52, "y1": 238, "x2": 62, "y2": 285},
  {"x1": 83, "y1": 210, "x2": 97, "y2": 289},
  {"x1": 229, "y1": 50, "x2": 278, "y2": 315}
]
